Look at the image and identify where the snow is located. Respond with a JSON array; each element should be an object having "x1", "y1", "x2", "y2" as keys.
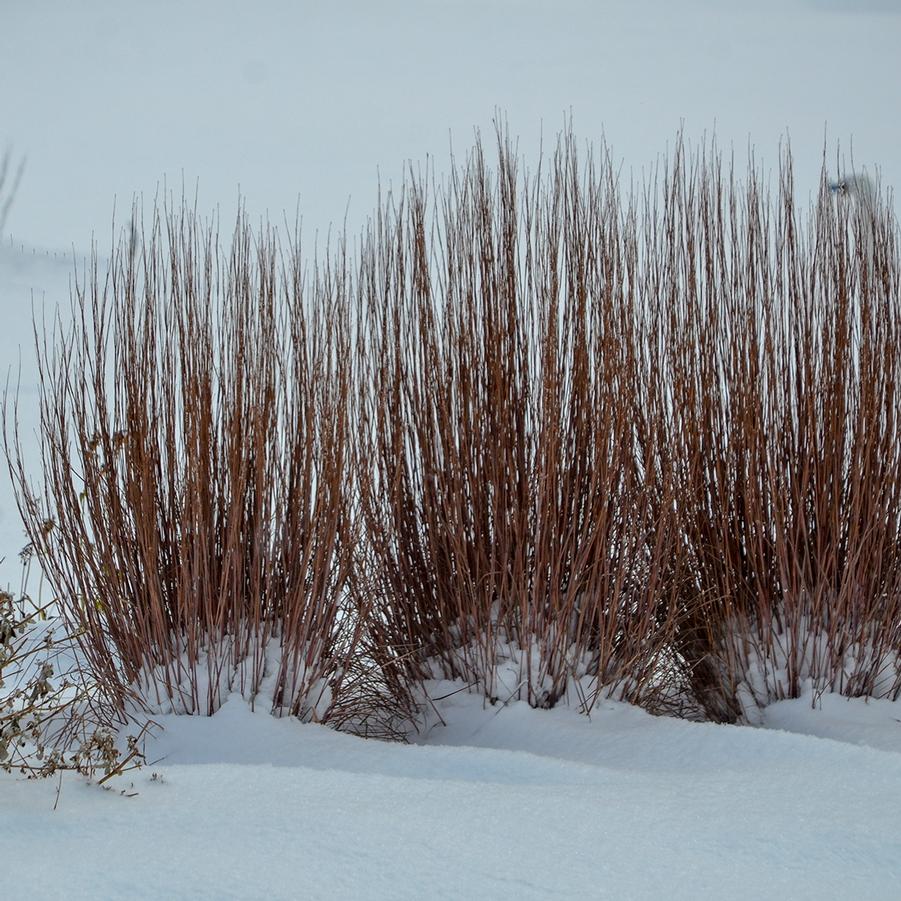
[
  {"x1": 763, "y1": 691, "x2": 901, "y2": 753},
  {"x1": 3, "y1": 2, "x2": 901, "y2": 897},
  {"x1": 3, "y1": 689, "x2": 901, "y2": 899}
]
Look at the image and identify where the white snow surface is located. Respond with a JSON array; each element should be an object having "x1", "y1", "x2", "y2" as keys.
[{"x1": 3, "y1": 685, "x2": 901, "y2": 900}]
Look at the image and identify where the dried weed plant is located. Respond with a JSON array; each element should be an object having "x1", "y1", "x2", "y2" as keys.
[{"x1": 0, "y1": 555, "x2": 145, "y2": 781}]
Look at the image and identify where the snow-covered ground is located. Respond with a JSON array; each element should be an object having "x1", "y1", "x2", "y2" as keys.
[
  {"x1": 3, "y1": 688, "x2": 901, "y2": 900},
  {"x1": 3, "y1": 2, "x2": 901, "y2": 897}
]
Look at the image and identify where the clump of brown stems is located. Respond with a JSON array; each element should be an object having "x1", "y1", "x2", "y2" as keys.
[
  {"x1": 353, "y1": 131, "x2": 684, "y2": 716},
  {"x1": 5, "y1": 203, "x2": 365, "y2": 726},
  {"x1": 7, "y1": 127, "x2": 901, "y2": 734},
  {"x1": 354, "y1": 128, "x2": 901, "y2": 723},
  {"x1": 640, "y1": 144, "x2": 901, "y2": 721}
]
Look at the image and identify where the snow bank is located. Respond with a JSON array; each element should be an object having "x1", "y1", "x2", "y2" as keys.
[{"x1": 3, "y1": 689, "x2": 901, "y2": 900}]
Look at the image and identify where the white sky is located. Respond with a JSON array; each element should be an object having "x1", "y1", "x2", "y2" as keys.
[{"x1": 2, "y1": 0, "x2": 900, "y2": 252}]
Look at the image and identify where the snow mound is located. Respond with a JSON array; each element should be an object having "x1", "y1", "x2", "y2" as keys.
[{"x1": 3, "y1": 689, "x2": 901, "y2": 900}]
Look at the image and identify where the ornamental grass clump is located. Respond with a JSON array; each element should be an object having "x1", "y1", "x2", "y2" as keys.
[
  {"x1": 639, "y1": 146, "x2": 901, "y2": 721},
  {"x1": 353, "y1": 129, "x2": 901, "y2": 724},
  {"x1": 353, "y1": 132, "x2": 684, "y2": 715},
  {"x1": 7, "y1": 125, "x2": 901, "y2": 734},
  {"x1": 6, "y1": 204, "x2": 363, "y2": 725}
]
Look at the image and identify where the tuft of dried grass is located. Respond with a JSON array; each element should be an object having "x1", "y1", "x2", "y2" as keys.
[
  {"x1": 353, "y1": 129, "x2": 901, "y2": 724},
  {"x1": 640, "y1": 143, "x2": 901, "y2": 720},
  {"x1": 5, "y1": 202, "x2": 365, "y2": 725},
  {"x1": 352, "y1": 129, "x2": 683, "y2": 717}
]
